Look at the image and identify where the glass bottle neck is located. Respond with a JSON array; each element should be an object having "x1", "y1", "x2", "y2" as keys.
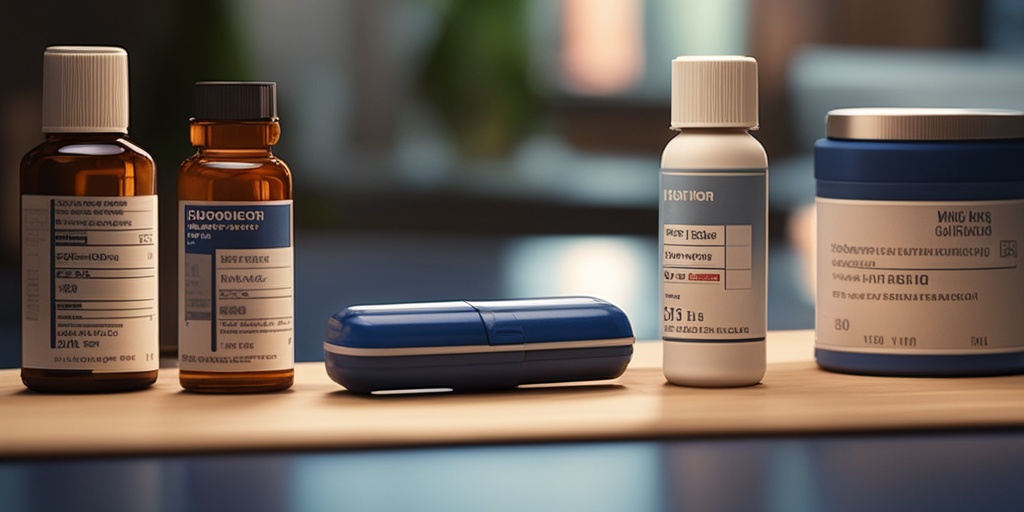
[
  {"x1": 45, "y1": 132, "x2": 127, "y2": 142},
  {"x1": 190, "y1": 121, "x2": 280, "y2": 152}
]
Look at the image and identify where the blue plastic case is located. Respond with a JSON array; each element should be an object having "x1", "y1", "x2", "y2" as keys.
[{"x1": 323, "y1": 297, "x2": 635, "y2": 393}]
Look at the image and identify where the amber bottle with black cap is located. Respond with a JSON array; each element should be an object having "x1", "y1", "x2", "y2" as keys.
[{"x1": 178, "y1": 82, "x2": 294, "y2": 393}]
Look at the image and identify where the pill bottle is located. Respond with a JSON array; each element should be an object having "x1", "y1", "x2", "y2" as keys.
[
  {"x1": 178, "y1": 82, "x2": 294, "y2": 393},
  {"x1": 21, "y1": 46, "x2": 159, "y2": 393},
  {"x1": 660, "y1": 56, "x2": 768, "y2": 387},
  {"x1": 815, "y1": 108, "x2": 1024, "y2": 376}
]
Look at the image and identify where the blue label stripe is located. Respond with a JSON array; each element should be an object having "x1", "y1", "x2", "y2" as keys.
[
  {"x1": 49, "y1": 199, "x2": 56, "y2": 349},
  {"x1": 183, "y1": 204, "x2": 291, "y2": 254},
  {"x1": 211, "y1": 256, "x2": 218, "y2": 353}
]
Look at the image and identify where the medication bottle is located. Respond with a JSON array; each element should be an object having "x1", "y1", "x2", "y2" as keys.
[
  {"x1": 660, "y1": 56, "x2": 767, "y2": 387},
  {"x1": 178, "y1": 82, "x2": 294, "y2": 393},
  {"x1": 815, "y1": 108, "x2": 1024, "y2": 376},
  {"x1": 21, "y1": 46, "x2": 159, "y2": 393}
]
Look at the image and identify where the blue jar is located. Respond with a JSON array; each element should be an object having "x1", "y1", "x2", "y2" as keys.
[{"x1": 814, "y1": 108, "x2": 1024, "y2": 376}]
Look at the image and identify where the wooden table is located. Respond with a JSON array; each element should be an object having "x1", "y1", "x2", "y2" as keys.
[{"x1": 4, "y1": 330, "x2": 1024, "y2": 458}]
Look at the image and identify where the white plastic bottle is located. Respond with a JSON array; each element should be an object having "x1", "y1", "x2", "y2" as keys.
[{"x1": 660, "y1": 56, "x2": 767, "y2": 387}]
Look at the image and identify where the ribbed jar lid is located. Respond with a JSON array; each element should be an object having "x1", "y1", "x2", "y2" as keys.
[
  {"x1": 826, "y1": 108, "x2": 1024, "y2": 141},
  {"x1": 192, "y1": 81, "x2": 277, "y2": 120}
]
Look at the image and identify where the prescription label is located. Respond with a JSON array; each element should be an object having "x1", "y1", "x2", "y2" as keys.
[
  {"x1": 660, "y1": 169, "x2": 766, "y2": 342},
  {"x1": 816, "y1": 198, "x2": 1024, "y2": 354},
  {"x1": 179, "y1": 201, "x2": 293, "y2": 371},
  {"x1": 21, "y1": 195, "x2": 158, "y2": 371}
]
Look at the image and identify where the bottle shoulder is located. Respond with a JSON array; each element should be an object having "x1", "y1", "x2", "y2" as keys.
[
  {"x1": 661, "y1": 130, "x2": 767, "y2": 169},
  {"x1": 179, "y1": 153, "x2": 291, "y2": 176},
  {"x1": 21, "y1": 135, "x2": 155, "y2": 176},
  {"x1": 24, "y1": 134, "x2": 154, "y2": 162},
  {"x1": 20, "y1": 134, "x2": 157, "y2": 196},
  {"x1": 178, "y1": 152, "x2": 292, "y2": 201}
]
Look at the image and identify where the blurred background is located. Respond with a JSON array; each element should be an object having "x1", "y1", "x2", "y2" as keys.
[{"x1": 1, "y1": 0, "x2": 1023, "y2": 366}]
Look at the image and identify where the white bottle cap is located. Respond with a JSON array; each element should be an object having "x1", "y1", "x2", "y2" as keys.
[
  {"x1": 42, "y1": 46, "x2": 129, "y2": 134},
  {"x1": 663, "y1": 340, "x2": 766, "y2": 387},
  {"x1": 671, "y1": 56, "x2": 758, "y2": 130}
]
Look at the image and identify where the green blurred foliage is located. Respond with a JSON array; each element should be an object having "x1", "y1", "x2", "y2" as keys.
[{"x1": 418, "y1": 0, "x2": 543, "y2": 160}]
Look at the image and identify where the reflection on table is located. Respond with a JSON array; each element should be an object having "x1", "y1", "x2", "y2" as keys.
[{"x1": 4, "y1": 432, "x2": 1024, "y2": 512}]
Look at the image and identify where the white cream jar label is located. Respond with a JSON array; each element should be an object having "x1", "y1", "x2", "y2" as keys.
[{"x1": 816, "y1": 198, "x2": 1024, "y2": 354}]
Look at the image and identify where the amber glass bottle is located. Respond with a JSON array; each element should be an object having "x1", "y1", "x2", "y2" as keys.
[
  {"x1": 21, "y1": 46, "x2": 159, "y2": 393},
  {"x1": 178, "y1": 82, "x2": 294, "y2": 393}
]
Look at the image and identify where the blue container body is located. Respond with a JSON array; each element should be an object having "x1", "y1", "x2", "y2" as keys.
[
  {"x1": 815, "y1": 137, "x2": 1024, "y2": 376},
  {"x1": 816, "y1": 138, "x2": 1024, "y2": 201},
  {"x1": 323, "y1": 297, "x2": 634, "y2": 393}
]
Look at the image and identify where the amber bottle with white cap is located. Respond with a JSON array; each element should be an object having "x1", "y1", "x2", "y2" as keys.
[
  {"x1": 21, "y1": 46, "x2": 159, "y2": 392},
  {"x1": 660, "y1": 56, "x2": 767, "y2": 387}
]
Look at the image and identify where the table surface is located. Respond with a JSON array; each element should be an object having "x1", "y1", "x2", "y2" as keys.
[{"x1": 5, "y1": 330, "x2": 1024, "y2": 458}]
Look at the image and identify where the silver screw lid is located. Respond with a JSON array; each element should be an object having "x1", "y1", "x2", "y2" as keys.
[{"x1": 826, "y1": 108, "x2": 1024, "y2": 141}]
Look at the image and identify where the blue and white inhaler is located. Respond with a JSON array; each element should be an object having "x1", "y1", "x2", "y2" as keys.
[
  {"x1": 323, "y1": 297, "x2": 634, "y2": 393},
  {"x1": 660, "y1": 56, "x2": 768, "y2": 387}
]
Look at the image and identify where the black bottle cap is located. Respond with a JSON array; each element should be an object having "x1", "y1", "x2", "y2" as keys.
[{"x1": 192, "y1": 81, "x2": 277, "y2": 121}]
